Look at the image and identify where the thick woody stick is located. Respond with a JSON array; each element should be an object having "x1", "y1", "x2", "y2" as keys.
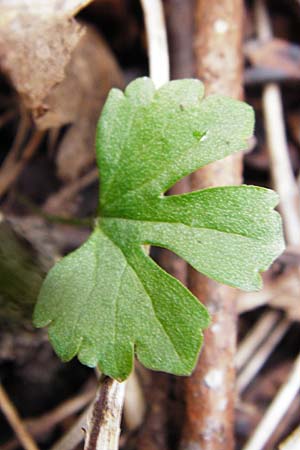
[{"x1": 180, "y1": 2, "x2": 244, "y2": 449}]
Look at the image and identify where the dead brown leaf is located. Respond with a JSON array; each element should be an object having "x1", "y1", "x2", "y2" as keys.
[
  {"x1": 37, "y1": 25, "x2": 124, "y2": 182},
  {"x1": 0, "y1": 0, "x2": 94, "y2": 110}
]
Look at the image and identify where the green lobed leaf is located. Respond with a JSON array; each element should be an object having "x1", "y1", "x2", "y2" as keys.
[{"x1": 34, "y1": 78, "x2": 285, "y2": 381}]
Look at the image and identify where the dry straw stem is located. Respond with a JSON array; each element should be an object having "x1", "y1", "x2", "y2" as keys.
[
  {"x1": 235, "y1": 310, "x2": 280, "y2": 371},
  {"x1": 242, "y1": 352, "x2": 300, "y2": 450},
  {"x1": 237, "y1": 317, "x2": 290, "y2": 394},
  {"x1": 140, "y1": 0, "x2": 170, "y2": 87},
  {"x1": 0, "y1": 384, "x2": 39, "y2": 450},
  {"x1": 123, "y1": 370, "x2": 146, "y2": 431}
]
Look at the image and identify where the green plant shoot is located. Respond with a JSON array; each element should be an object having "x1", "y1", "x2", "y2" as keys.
[{"x1": 33, "y1": 78, "x2": 284, "y2": 381}]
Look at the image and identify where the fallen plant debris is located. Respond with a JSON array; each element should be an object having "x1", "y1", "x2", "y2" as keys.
[{"x1": 0, "y1": 1, "x2": 299, "y2": 450}]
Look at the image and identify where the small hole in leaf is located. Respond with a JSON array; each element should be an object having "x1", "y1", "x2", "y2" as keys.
[{"x1": 193, "y1": 130, "x2": 207, "y2": 141}]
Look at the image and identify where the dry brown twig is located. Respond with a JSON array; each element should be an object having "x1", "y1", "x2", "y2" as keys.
[
  {"x1": 0, "y1": 129, "x2": 45, "y2": 198},
  {"x1": 0, "y1": 108, "x2": 30, "y2": 183},
  {"x1": 0, "y1": 109, "x2": 17, "y2": 128},
  {"x1": 180, "y1": 1, "x2": 244, "y2": 449}
]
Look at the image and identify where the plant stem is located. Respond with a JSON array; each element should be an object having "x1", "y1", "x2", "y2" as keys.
[
  {"x1": 84, "y1": 376, "x2": 126, "y2": 450},
  {"x1": 16, "y1": 193, "x2": 94, "y2": 228}
]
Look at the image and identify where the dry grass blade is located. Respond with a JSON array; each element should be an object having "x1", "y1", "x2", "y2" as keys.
[
  {"x1": 242, "y1": 352, "x2": 300, "y2": 450},
  {"x1": 236, "y1": 310, "x2": 281, "y2": 371},
  {"x1": 237, "y1": 317, "x2": 290, "y2": 394},
  {"x1": 0, "y1": 384, "x2": 39, "y2": 450},
  {"x1": 82, "y1": 1, "x2": 169, "y2": 448},
  {"x1": 2, "y1": 385, "x2": 96, "y2": 450}
]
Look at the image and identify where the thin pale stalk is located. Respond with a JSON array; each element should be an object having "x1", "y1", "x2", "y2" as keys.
[
  {"x1": 140, "y1": 0, "x2": 169, "y2": 88},
  {"x1": 124, "y1": 370, "x2": 146, "y2": 431}
]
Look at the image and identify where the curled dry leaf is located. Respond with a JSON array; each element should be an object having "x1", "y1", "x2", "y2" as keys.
[{"x1": 0, "y1": 0, "x2": 94, "y2": 110}]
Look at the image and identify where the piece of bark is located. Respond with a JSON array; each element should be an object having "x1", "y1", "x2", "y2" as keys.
[{"x1": 180, "y1": 2, "x2": 244, "y2": 450}]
